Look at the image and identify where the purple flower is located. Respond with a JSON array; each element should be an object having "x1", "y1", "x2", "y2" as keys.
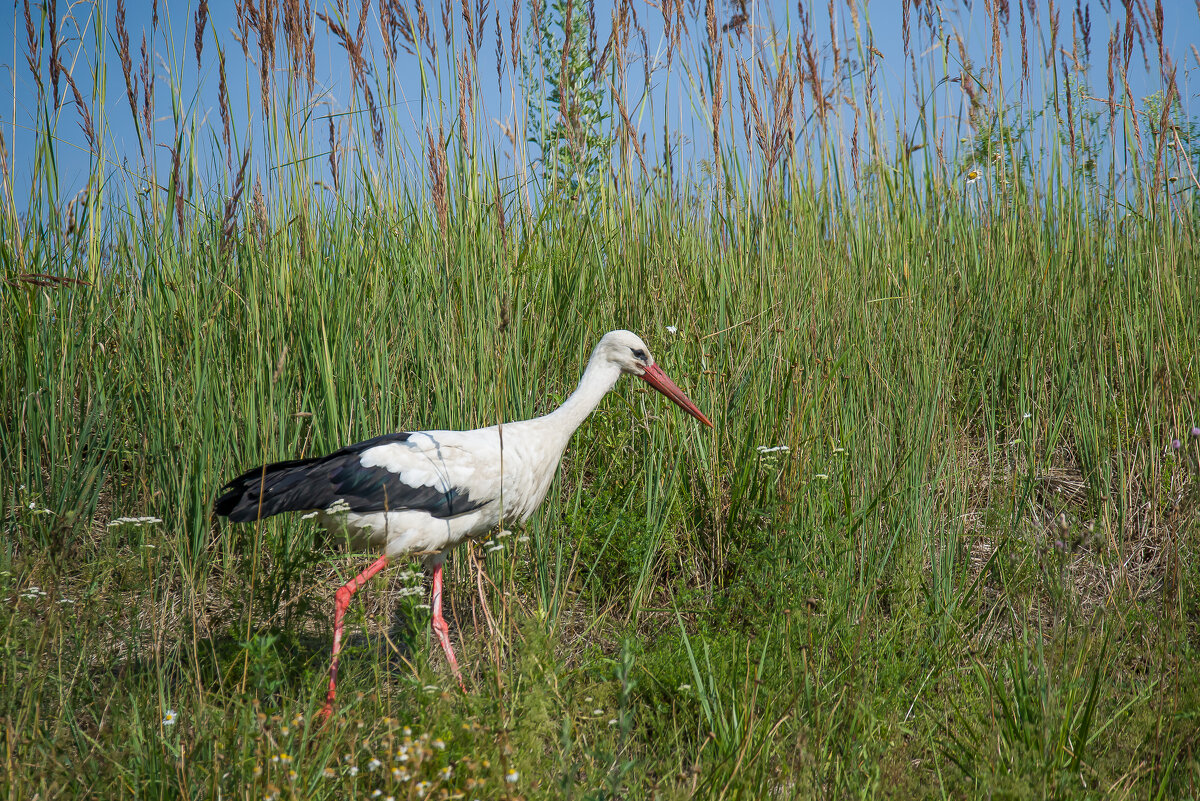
[
  {"x1": 1191, "y1": 426, "x2": 1200, "y2": 438},
  {"x1": 1171, "y1": 438, "x2": 1182, "y2": 451}
]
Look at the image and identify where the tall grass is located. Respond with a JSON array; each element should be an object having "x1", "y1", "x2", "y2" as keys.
[{"x1": 2, "y1": 0, "x2": 1198, "y2": 797}]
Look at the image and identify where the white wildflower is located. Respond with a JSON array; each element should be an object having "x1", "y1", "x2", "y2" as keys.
[
  {"x1": 162, "y1": 709, "x2": 178, "y2": 726},
  {"x1": 107, "y1": 516, "x2": 162, "y2": 527}
]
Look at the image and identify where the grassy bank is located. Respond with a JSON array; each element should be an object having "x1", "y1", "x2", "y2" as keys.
[{"x1": 3, "y1": 0, "x2": 1199, "y2": 797}]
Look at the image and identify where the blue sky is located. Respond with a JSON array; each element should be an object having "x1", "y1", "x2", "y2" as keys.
[{"x1": 3, "y1": 1, "x2": 1198, "y2": 212}]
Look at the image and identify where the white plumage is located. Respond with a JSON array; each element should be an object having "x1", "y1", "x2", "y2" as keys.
[{"x1": 215, "y1": 330, "x2": 712, "y2": 719}]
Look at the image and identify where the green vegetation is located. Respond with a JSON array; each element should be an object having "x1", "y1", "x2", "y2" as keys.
[{"x1": 2, "y1": 1, "x2": 1198, "y2": 798}]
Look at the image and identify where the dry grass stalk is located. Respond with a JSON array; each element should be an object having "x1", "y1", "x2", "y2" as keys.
[
  {"x1": 427, "y1": 124, "x2": 449, "y2": 235},
  {"x1": 380, "y1": 0, "x2": 399, "y2": 65},
  {"x1": 169, "y1": 141, "x2": 184, "y2": 233},
  {"x1": 706, "y1": 0, "x2": 723, "y2": 170},
  {"x1": 58, "y1": 61, "x2": 95, "y2": 150},
  {"x1": 735, "y1": 59, "x2": 768, "y2": 180},
  {"x1": 327, "y1": 116, "x2": 340, "y2": 194},
  {"x1": 394, "y1": 1, "x2": 418, "y2": 58},
  {"x1": 1047, "y1": 0, "x2": 1059, "y2": 68},
  {"x1": 827, "y1": 0, "x2": 840, "y2": 85},
  {"x1": 1106, "y1": 30, "x2": 1117, "y2": 144},
  {"x1": 290, "y1": 0, "x2": 317, "y2": 91},
  {"x1": 139, "y1": 34, "x2": 154, "y2": 145},
  {"x1": 460, "y1": 0, "x2": 476, "y2": 60},
  {"x1": 22, "y1": 0, "x2": 43, "y2": 96},
  {"x1": 1019, "y1": 0, "x2": 1029, "y2": 91},
  {"x1": 1063, "y1": 54, "x2": 1077, "y2": 159},
  {"x1": 195, "y1": 0, "x2": 209, "y2": 70},
  {"x1": 607, "y1": 77, "x2": 648, "y2": 179},
  {"x1": 558, "y1": 0, "x2": 576, "y2": 160},
  {"x1": 797, "y1": 5, "x2": 827, "y2": 127},
  {"x1": 113, "y1": 0, "x2": 138, "y2": 133},
  {"x1": 319, "y1": 8, "x2": 382, "y2": 153},
  {"x1": 509, "y1": 0, "x2": 521, "y2": 74},
  {"x1": 1151, "y1": 62, "x2": 1177, "y2": 193},
  {"x1": 48, "y1": 1, "x2": 60, "y2": 110},
  {"x1": 221, "y1": 150, "x2": 251, "y2": 257},
  {"x1": 251, "y1": 174, "x2": 268, "y2": 246},
  {"x1": 493, "y1": 9, "x2": 503, "y2": 93},
  {"x1": 1074, "y1": 0, "x2": 1091, "y2": 62},
  {"x1": 494, "y1": 193, "x2": 507, "y2": 251},
  {"x1": 218, "y1": 49, "x2": 231, "y2": 172},
  {"x1": 457, "y1": 48, "x2": 474, "y2": 153},
  {"x1": 415, "y1": 0, "x2": 432, "y2": 51},
  {"x1": 475, "y1": 0, "x2": 489, "y2": 56}
]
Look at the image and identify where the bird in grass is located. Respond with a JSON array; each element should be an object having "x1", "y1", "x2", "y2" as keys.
[{"x1": 214, "y1": 330, "x2": 713, "y2": 718}]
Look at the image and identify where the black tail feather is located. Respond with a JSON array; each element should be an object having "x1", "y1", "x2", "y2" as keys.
[{"x1": 214, "y1": 456, "x2": 333, "y2": 523}]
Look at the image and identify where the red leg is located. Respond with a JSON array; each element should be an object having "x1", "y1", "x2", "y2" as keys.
[
  {"x1": 319, "y1": 554, "x2": 389, "y2": 721},
  {"x1": 430, "y1": 561, "x2": 466, "y2": 691}
]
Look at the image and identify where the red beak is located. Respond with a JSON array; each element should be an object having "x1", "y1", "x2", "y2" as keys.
[{"x1": 638, "y1": 363, "x2": 714, "y2": 428}]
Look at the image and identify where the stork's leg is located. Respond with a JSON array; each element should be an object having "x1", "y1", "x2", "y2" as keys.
[
  {"x1": 320, "y1": 554, "x2": 390, "y2": 721},
  {"x1": 430, "y1": 561, "x2": 466, "y2": 690}
]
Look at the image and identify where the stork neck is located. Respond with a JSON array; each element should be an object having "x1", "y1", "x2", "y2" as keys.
[{"x1": 542, "y1": 355, "x2": 622, "y2": 441}]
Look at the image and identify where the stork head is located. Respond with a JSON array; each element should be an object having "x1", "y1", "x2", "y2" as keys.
[{"x1": 597, "y1": 330, "x2": 714, "y2": 428}]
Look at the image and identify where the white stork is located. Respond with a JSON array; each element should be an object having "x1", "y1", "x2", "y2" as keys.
[{"x1": 214, "y1": 330, "x2": 712, "y2": 718}]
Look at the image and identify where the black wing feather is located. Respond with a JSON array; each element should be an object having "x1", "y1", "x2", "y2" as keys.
[{"x1": 214, "y1": 432, "x2": 487, "y2": 523}]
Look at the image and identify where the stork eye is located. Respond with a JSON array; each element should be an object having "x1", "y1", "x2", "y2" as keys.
[{"x1": 632, "y1": 348, "x2": 648, "y2": 362}]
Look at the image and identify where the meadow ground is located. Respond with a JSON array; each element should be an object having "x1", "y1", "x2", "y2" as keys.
[{"x1": 3, "y1": 1, "x2": 1199, "y2": 798}]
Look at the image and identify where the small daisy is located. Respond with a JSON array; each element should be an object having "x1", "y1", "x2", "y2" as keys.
[
  {"x1": 162, "y1": 709, "x2": 178, "y2": 726},
  {"x1": 666, "y1": 325, "x2": 678, "y2": 334},
  {"x1": 440, "y1": 766, "x2": 453, "y2": 779},
  {"x1": 287, "y1": 770, "x2": 298, "y2": 782},
  {"x1": 371, "y1": 791, "x2": 382, "y2": 799},
  {"x1": 432, "y1": 738, "x2": 446, "y2": 751},
  {"x1": 416, "y1": 781, "x2": 430, "y2": 796},
  {"x1": 965, "y1": 168, "x2": 982, "y2": 185},
  {"x1": 505, "y1": 769, "x2": 520, "y2": 784},
  {"x1": 368, "y1": 758, "x2": 382, "y2": 771}
]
